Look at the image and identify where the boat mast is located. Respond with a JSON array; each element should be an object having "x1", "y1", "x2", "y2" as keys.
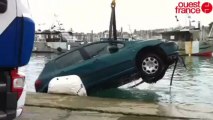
[
  {"x1": 209, "y1": 25, "x2": 213, "y2": 39},
  {"x1": 109, "y1": 0, "x2": 117, "y2": 41}
]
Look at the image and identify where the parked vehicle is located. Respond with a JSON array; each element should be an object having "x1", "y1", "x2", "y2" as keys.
[
  {"x1": 0, "y1": 0, "x2": 35, "y2": 119},
  {"x1": 35, "y1": 39, "x2": 178, "y2": 95},
  {"x1": 0, "y1": 69, "x2": 26, "y2": 119}
]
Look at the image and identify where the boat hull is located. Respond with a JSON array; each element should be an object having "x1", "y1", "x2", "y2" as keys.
[{"x1": 177, "y1": 41, "x2": 213, "y2": 57}]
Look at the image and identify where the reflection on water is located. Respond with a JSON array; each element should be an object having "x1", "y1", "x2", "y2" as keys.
[
  {"x1": 20, "y1": 53, "x2": 213, "y2": 106},
  {"x1": 91, "y1": 88, "x2": 160, "y2": 103},
  {"x1": 19, "y1": 53, "x2": 56, "y2": 92}
]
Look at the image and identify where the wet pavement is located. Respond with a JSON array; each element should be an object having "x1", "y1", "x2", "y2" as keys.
[
  {"x1": 17, "y1": 106, "x2": 182, "y2": 120},
  {"x1": 19, "y1": 93, "x2": 213, "y2": 120}
]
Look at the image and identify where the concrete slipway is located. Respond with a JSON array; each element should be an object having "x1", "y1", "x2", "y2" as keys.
[{"x1": 17, "y1": 93, "x2": 213, "y2": 120}]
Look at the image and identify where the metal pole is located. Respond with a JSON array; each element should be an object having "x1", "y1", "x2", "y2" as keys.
[
  {"x1": 209, "y1": 25, "x2": 213, "y2": 38},
  {"x1": 170, "y1": 59, "x2": 178, "y2": 86}
]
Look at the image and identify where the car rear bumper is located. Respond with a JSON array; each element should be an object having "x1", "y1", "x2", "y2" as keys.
[
  {"x1": 0, "y1": 92, "x2": 17, "y2": 120},
  {"x1": 0, "y1": 82, "x2": 26, "y2": 120},
  {"x1": 16, "y1": 84, "x2": 27, "y2": 117},
  {"x1": 0, "y1": 112, "x2": 7, "y2": 119},
  {"x1": 0, "y1": 110, "x2": 16, "y2": 120},
  {"x1": 0, "y1": 88, "x2": 26, "y2": 120},
  {"x1": 16, "y1": 108, "x2": 23, "y2": 118}
]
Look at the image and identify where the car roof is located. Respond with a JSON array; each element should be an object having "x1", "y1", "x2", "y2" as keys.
[{"x1": 54, "y1": 40, "x2": 127, "y2": 61}]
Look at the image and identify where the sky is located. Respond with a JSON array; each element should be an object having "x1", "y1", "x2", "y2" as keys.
[{"x1": 28, "y1": 0, "x2": 213, "y2": 33}]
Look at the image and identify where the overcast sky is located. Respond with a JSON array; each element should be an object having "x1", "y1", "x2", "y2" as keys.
[{"x1": 28, "y1": 0, "x2": 213, "y2": 33}]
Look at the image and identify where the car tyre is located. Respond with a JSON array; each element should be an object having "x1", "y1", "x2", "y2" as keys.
[{"x1": 137, "y1": 53, "x2": 167, "y2": 83}]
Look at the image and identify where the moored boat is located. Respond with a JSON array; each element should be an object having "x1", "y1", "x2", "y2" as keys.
[
  {"x1": 160, "y1": 26, "x2": 213, "y2": 57},
  {"x1": 34, "y1": 31, "x2": 84, "y2": 53}
]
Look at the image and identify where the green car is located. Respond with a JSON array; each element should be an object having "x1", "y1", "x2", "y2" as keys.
[{"x1": 35, "y1": 39, "x2": 178, "y2": 95}]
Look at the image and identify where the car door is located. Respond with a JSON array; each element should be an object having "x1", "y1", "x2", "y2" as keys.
[
  {"x1": 54, "y1": 45, "x2": 109, "y2": 91},
  {"x1": 66, "y1": 42, "x2": 110, "y2": 89},
  {"x1": 54, "y1": 47, "x2": 106, "y2": 84},
  {"x1": 81, "y1": 41, "x2": 134, "y2": 90}
]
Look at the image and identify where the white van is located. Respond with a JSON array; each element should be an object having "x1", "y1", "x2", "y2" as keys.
[
  {"x1": 0, "y1": 69, "x2": 26, "y2": 119},
  {"x1": 0, "y1": 0, "x2": 34, "y2": 119}
]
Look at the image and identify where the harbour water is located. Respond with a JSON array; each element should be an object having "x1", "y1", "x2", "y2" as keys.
[{"x1": 20, "y1": 53, "x2": 213, "y2": 106}]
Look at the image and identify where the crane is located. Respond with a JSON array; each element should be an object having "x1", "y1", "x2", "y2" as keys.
[{"x1": 109, "y1": 0, "x2": 117, "y2": 40}]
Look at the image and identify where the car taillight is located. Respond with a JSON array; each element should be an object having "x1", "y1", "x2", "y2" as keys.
[
  {"x1": 35, "y1": 80, "x2": 42, "y2": 91},
  {"x1": 11, "y1": 69, "x2": 25, "y2": 100}
]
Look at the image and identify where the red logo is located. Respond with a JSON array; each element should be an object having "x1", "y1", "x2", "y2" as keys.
[
  {"x1": 201, "y1": 2, "x2": 212, "y2": 13},
  {"x1": 175, "y1": 1, "x2": 212, "y2": 14}
]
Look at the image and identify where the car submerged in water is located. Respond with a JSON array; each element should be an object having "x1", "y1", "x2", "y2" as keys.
[{"x1": 35, "y1": 39, "x2": 178, "y2": 95}]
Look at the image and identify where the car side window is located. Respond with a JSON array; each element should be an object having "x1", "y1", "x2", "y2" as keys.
[
  {"x1": 0, "y1": 0, "x2": 7, "y2": 13},
  {"x1": 55, "y1": 50, "x2": 84, "y2": 69},
  {"x1": 84, "y1": 43, "x2": 109, "y2": 58},
  {"x1": 84, "y1": 42, "x2": 125, "y2": 58}
]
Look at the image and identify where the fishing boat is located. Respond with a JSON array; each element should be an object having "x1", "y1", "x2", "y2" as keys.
[
  {"x1": 34, "y1": 14, "x2": 85, "y2": 53},
  {"x1": 160, "y1": 25, "x2": 213, "y2": 57},
  {"x1": 34, "y1": 31, "x2": 83, "y2": 53}
]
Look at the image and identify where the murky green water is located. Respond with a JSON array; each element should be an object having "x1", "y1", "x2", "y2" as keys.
[{"x1": 20, "y1": 53, "x2": 213, "y2": 106}]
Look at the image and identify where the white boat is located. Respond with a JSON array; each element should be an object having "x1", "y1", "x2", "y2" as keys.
[{"x1": 34, "y1": 31, "x2": 83, "y2": 53}]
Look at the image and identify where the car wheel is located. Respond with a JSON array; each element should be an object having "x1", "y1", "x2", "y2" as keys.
[{"x1": 137, "y1": 53, "x2": 167, "y2": 83}]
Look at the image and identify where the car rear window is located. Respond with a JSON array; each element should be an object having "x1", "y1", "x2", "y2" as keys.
[
  {"x1": 55, "y1": 50, "x2": 84, "y2": 69},
  {"x1": 84, "y1": 43, "x2": 109, "y2": 58}
]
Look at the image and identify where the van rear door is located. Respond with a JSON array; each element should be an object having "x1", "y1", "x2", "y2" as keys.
[
  {"x1": 0, "y1": 0, "x2": 18, "y2": 67},
  {"x1": 0, "y1": 1, "x2": 18, "y2": 119}
]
